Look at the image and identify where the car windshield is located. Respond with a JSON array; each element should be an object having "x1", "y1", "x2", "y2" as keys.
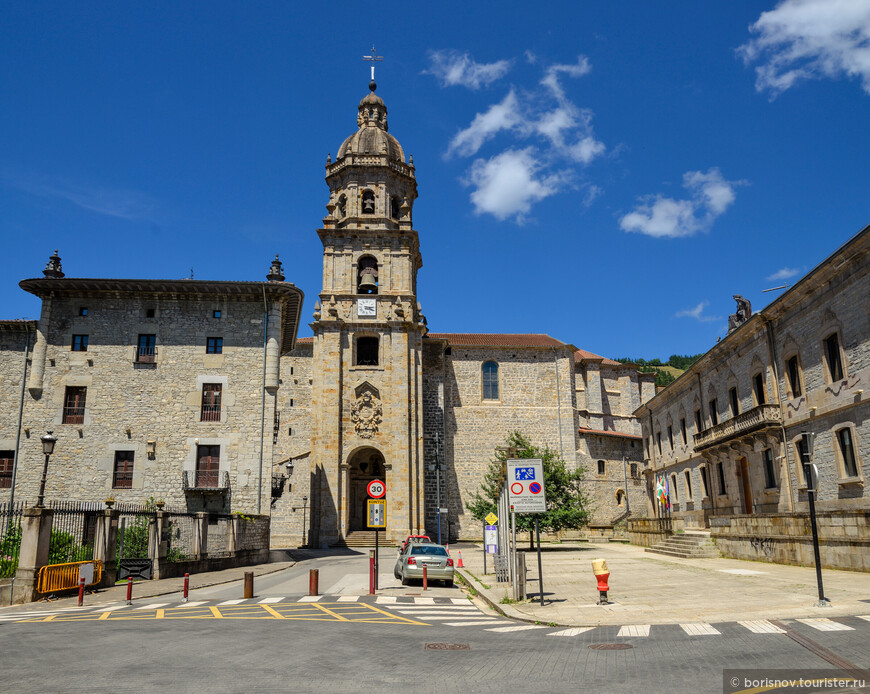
[{"x1": 410, "y1": 546, "x2": 448, "y2": 556}]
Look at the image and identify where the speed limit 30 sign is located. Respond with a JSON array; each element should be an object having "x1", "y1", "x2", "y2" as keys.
[{"x1": 367, "y1": 479, "x2": 386, "y2": 498}]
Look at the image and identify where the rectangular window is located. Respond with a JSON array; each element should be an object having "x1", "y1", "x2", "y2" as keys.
[
  {"x1": 753, "y1": 373, "x2": 766, "y2": 405},
  {"x1": 825, "y1": 333, "x2": 844, "y2": 382},
  {"x1": 684, "y1": 470, "x2": 693, "y2": 500},
  {"x1": 196, "y1": 445, "x2": 220, "y2": 488},
  {"x1": 357, "y1": 337, "x2": 379, "y2": 366},
  {"x1": 656, "y1": 432, "x2": 662, "y2": 456},
  {"x1": 113, "y1": 451, "x2": 134, "y2": 489},
  {"x1": 667, "y1": 425, "x2": 674, "y2": 449},
  {"x1": 630, "y1": 463, "x2": 638, "y2": 478},
  {"x1": 729, "y1": 388, "x2": 739, "y2": 417},
  {"x1": 717, "y1": 462, "x2": 726, "y2": 495},
  {"x1": 482, "y1": 361, "x2": 499, "y2": 400},
  {"x1": 597, "y1": 460, "x2": 606, "y2": 475},
  {"x1": 206, "y1": 337, "x2": 223, "y2": 354},
  {"x1": 709, "y1": 399, "x2": 719, "y2": 426},
  {"x1": 786, "y1": 356, "x2": 802, "y2": 398},
  {"x1": 0, "y1": 450, "x2": 13, "y2": 489},
  {"x1": 146, "y1": 308, "x2": 155, "y2": 318},
  {"x1": 762, "y1": 448, "x2": 777, "y2": 489},
  {"x1": 680, "y1": 418, "x2": 687, "y2": 445},
  {"x1": 71, "y1": 334, "x2": 89, "y2": 352},
  {"x1": 694, "y1": 409, "x2": 702, "y2": 433},
  {"x1": 201, "y1": 384, "x2": 222, "y2": 422},
  {"x1": 700, "y1": 466, "x2": 709, "y2": 497},
  {"x1": 63, "y1": 386, "x2": 87, "y2": 424},
  {"x1": 838, "y1": 428, "x2": 858, "y2": 478},
  {"x1": 137, "y1": 334, "x2": 157, "y2": 363}
]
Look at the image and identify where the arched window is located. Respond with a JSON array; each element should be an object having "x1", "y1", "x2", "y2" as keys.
[
  {"x1": 357, "y1": 256, "x2": 378, "y2": 295},
  {"x1": 482, "y1": 361, "x2": 499, "y2": 400},
  {"x1": 356, "y1": 337, "x2": 379, "y2": 366},
  {"x1": 361, "y1": 189, "x2": 375, "y2": 215}
]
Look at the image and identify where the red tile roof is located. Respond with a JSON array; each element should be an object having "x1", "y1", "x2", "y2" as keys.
[
  {"x1": 296, "y1": 336, "x2": 314, "y2": 344},
  {"x1": 574, "y1": 349, "x2": 623, "y2": 366},
  {"x1": 577, "y1": 427, "x2": 642, "y2": 440},
  {"x1": 427, "y1": 333, "x2": 568, "y2": 348}
]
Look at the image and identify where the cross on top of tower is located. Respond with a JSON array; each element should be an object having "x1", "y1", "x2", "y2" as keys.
[{"x1": 362, "y1": 45, "x2": 383, "y2": 91}]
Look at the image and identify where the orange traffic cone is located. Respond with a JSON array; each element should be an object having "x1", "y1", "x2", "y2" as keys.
[
  {"x1": 457, "y1": 550, "x2": 464, "y2": 568},
  {"x1": 446, "y1": 543, "x2": 450, "y2": 554}
]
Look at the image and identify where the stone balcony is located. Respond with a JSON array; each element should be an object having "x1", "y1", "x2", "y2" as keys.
[{"x1": 693, "y1": 403, "x2": 782, "y2": 451}]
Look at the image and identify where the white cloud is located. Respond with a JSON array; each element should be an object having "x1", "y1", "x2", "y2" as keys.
[
  {"x1": 620, "y1": 168, "x2": 741, "y2": 238},
  {"x1": 676, "y1": 301, "x2": 722, "y2": 322},
  {"x1": 464, "y1": 148, "x2": 563, "y2": 222},
  {"x1": 738, "y1": 0, "x2": 870, "y2": 97},
  {"x1": 541, "y1": 56, "x2": 592, "y2": 100},
  {"x1": 766, "y1": 266, "x2": 801, "y2": 281},
  {"x1": 583, "y1": 184, "x2": 603, "y2": 207},
  {"x1": 425, "y1": 50, "x2": 512, "y2": 89},
  {"x1": 524, "y1": 50, "x2": 538, "y2": 65},
  {"x1": 447, "y1": 91, "x2": 521, "y2": 157}
]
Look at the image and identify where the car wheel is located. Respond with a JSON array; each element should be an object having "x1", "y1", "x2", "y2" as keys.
[
  {"x1": 401, "y1": 573, "x2": 409, "y2": 586},
  {"x1": 394, "y1": 568, "x2": 401, "y2": 580}
]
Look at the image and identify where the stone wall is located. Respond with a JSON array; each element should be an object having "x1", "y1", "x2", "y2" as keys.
[
  {"x1": 0, "y1": 323, "x2": 34, "y2": 486},
  {"x1": 580, "y1": 433, "x2": 646, "y2": 525},
  {"x1": 711, "y1": 511, "x2": 870, "y2": 572},
  {"x1": 627, "y1": 517, "x2": 672, "y2": 547}
]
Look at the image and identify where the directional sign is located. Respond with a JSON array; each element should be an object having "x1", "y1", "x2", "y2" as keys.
[
  {"x1": 367, "y1": 479, "x2": 386, "y2": 498},
  {"x1": 485, "y1": 512, "x2": 498, "y2": 525},
  {"x1": 507, "y1": 459, "x2": 547, "y2": 513},
  {"x1": 367, "y1": 499, "x2": 386, "y2": 528}
]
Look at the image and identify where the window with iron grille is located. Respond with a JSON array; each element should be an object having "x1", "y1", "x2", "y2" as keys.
[
  {"x1": 762, "y1": 448, "x2": 777, "y2": 489},
  {"x1": 196, "y1": 445, "x2": 220, "y2": 488},
  {"x1": 63, "y1": 386, "x2": 87, "y2": 424},
  {"x1": 482, "y1": 361, "x2": 499, "y2": 400},
  {"x1": 0, "y1": 450, "x2": 13, "y2": 489},
  {"x1": 786, "y1": 355, "x2": 803, "y2": 397},
  {"x1": 824, "y1": 332, "x2": 844, "y2": 382},
  {"x1": 837, "y1": 428, "x2": 859, "y2": 478},
  {"x1": 113, "y1": 450, "x2": 134, "y2": 489},
  {"x1": 206, "y1": 337, "x2": 223, "y2": 354},
  {"x1": 201, "y1": 384, "x2": 222, "y2": 422},
  {"x1": 71, "y1": 334, "x2": 88, "y2": 352},
  {"x1": 137, "y1": 334, "x2": 157, "y2": 363},
  {"x1": 753, "y1": 373, "x2": 766, "y2": 405}
]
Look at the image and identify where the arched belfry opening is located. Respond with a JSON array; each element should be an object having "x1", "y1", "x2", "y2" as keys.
[
  {"x1": 357, "y1": 255, "x2": 379, "y2": 294},
  {"x1": 348, "y1": 447, "x2": 386, "y2": 532}
]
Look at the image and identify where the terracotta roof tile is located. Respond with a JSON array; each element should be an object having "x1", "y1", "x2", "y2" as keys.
[
  {"x1": 574, "y1": 349, "x2": 622, "y2": 366},
  {"x1": 296, "y1": 336, "x2": 314, "y2": 344},
  {"x1": 426, "y1": 333, "x2": 568, "y2": 348},
  {"x1": 577, "y1": 427, "x2": 641, "y2": 440}
]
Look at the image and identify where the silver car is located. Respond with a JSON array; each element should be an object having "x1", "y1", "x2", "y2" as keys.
[{"x1": 394, "y1": 542, "x2": 454, "y2": 587}]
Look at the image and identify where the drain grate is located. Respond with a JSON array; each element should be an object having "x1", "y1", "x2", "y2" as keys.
[
  {"x1": 589, "y1": 643, "x2": 634, "y2": 651},
  {"x1": 425, "y1": 643, "x2": 470, "y2": 650}
]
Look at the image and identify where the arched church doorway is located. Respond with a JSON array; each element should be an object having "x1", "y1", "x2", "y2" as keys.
[{"x1": 348, "y1": 447, "x2": 386, "y2": 532}]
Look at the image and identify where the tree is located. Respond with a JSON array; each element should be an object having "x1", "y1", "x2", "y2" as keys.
[{"x1": 465, "y1": 432, "x2": 593, "y2": 544}]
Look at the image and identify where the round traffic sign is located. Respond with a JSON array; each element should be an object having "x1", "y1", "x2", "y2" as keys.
[
  {"x1": 529, "y1": 481, "x2": 542, "y2": 494},
  {"x1": 367, "y1": 479, "x2": 386, "y2": 498},
  {"x1": 510, "y1": 482, "x2": 523, "y2": 495}
]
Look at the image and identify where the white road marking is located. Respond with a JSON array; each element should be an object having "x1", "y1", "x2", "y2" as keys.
[
  {"x1": 413, "y1": 597, "x2": 436, "y2": 605},
  {"x1": 797, "y1": 618, "x2": 854, "y2": 632},
  {"x1": 297, "y1": 596, "x2": 322, "y2": 602},
  {"x1": 217, "y1": 599, "x2": 247, "y2": 605},
  {"x1": 617, "y1": 624, "x2": 650, "y2": 637},
  {"x1": 450, "y1": 598, "x2": 470, "y2": 604},
  {"x1": 93, "y1": 605, "x2": 130, "y2": 612},
  {"x1": 856, "y1": 615, "x2": 870, "y2": 622},
  {"x1": 396, "y1": 610, "x2": 484, "y2": 616},
  {"x1": 443, "y1": 620, "x2": 503, "y2": 626},
  {"x1": 389, "y1": 605, "x2": 478, "y2": 611},
  {"x1": 739, "y1": 620, "x2": 786, "y2": 634},
  {"x1": 718, "y1": 569, "x2": 767, "y2": 575},
  {"x1": 136, "y1": 603, "x2": 170, "y2": 610},
  {"x1": 548, "y1": 627, "x2": 595, "y2": 637},
  {"x1": 336, "y1": 596, "x2": 359, "y2": 602},
  {"x1": 486, "y1": 625, "x2": 547, "y2": 633},
  {"x1": 375, "y1": 596, "x2": 397, "y2": 604},
  {"x1": 680, "y1": 623, "x2": 720, "y2": 636},
  {"x1": 258, "y1": 597, "x2": 284, "y2": 604},
  {"x1": 175, "y1": 601, "x2": 208, "y2": 608}
]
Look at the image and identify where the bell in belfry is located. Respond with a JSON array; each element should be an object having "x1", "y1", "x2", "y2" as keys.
[{"x1": 358, "y1": 265, "x2": 378, "y2": 293}]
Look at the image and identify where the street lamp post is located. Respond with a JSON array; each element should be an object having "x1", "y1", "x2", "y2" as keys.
[
  {"x1": 800, "y1": 432, "x2": 829, "y2": 607},
  {"x1": 36, "y1": 432, "x2": 57, "y2": 509}
]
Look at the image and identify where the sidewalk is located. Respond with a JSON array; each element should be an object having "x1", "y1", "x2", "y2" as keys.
[{"x1": 454, "y1": 542, "x2": 870, "y2": 627}]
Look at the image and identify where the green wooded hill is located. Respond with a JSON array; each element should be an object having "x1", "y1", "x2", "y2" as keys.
[{"x1": 611, "y1": 353, "x2": 703, "y2": 388}]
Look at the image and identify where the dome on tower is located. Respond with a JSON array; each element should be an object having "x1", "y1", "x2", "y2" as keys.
[{"x1": 337, "y1": 85, "x2": 406, "y2": 163}]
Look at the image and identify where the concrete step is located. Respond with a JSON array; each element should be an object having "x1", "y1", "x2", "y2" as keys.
[{"x1": 645, "y1": 547, "x2": 720, "y2": 558}]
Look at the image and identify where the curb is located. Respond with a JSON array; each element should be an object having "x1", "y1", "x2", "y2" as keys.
[{"x1": 456, "y1": 567, "x2": 561, "y2": 627}]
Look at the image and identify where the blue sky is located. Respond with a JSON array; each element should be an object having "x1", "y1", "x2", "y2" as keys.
[{"x1": 2, "y1": 1, "x2": 868, "y2": 359}]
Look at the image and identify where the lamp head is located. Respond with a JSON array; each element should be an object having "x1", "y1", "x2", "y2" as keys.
[{"x1": 41, "y1": 431, "x2": 57, "y2": 455}]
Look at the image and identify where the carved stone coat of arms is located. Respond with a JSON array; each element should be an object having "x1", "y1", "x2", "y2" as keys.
[{"x1": 351, "y1": 390, "x2": 383, "y2": 439}]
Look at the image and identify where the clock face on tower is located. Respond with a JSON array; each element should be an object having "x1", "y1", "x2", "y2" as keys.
[{"x1": 357, "y1": 298, "x2": 376, "y2": 317}]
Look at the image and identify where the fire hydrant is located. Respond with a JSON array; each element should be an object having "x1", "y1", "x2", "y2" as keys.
[{"x1": 592, "y1": 558, "x2": 610, "y2": 605}]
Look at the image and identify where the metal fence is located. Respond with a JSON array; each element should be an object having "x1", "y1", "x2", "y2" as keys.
[
  {"x1": 1, "y1": 502, "x2": 26, "y2": 578},
  {"x1": 47, "y1": 501, "x2": 100, "y2": 565}
]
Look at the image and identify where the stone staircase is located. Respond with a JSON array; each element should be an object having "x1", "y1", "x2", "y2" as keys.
[
  {"x1": 331, "y1": 531, "x2": 395, "y2": 548},
  {"x1": 645, "y1": 530, "x2": 720, "y2": 559}
]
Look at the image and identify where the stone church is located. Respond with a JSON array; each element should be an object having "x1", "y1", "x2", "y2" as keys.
[{"x1": 0, "y1": 83, "x2": 656, "y2": 548}]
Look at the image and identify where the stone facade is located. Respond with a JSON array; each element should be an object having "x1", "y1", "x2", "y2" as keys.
[{"x1": 634, "y1": 224, "x2": 870, "y2": 566}]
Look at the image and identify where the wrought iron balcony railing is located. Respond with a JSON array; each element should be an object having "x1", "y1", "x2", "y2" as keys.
[
  {"x1": 182, "y1": 470, "x2": 229, "y2": 492},
  {"x1": 693, "y1": 403, "x2": 782, "y2": 451}
]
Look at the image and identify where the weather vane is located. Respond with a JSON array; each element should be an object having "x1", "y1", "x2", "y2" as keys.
[{"x1": 362, "y1": 45, "x2": 383, "y2": 83}]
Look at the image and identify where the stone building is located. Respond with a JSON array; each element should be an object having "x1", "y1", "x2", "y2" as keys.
[
  {"x1": 1, "y1": 83, "x2": 656, "y2": 547},
  {"x1": 633, "y1": 224, "x2": 869, "y2": 569}
]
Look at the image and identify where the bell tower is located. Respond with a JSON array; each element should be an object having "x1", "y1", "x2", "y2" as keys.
[{"x1": 310, "y1": 77, "x2": 427, "y2": 545}]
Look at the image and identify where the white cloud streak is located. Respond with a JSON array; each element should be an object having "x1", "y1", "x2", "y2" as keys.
[
  {"x1": 425, "y1": 50, "x2": 512, "y2": 89},
  {"x1": 619, "y1": 168, "x2": 741, "y2": 239},
  {"x1": 738, "y1": 0, "x2": 870, "y2": 96},
  {"x1": 447, "y1": 91, "x2": 521, "y2": 157},
  {"x1": 675, "y1": 301, "x2": 722, "y2": 322},
  {"x1": 766, "y1": 266, "x2": 801, "y2": 281}
]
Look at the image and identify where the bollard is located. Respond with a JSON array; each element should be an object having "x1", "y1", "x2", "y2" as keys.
[
  {"x1": 244, "y1": 571, "x2": 254, "y2": 599},
  {"x1": 182, "y1": 573, "x2": 189, "y2": 603},
  {"x1": 78, "y1": 577, "x2": 85, "y2": 607},
  {"x1": 369, "y1": 550, "x2": 375, "y2": 595},
  {"x1": 423, "y1": 565, "x2": 428, "y2": 591},
  {"x1": 126, "y1": 576, "x2": 133, "y2": 605},
  {"x1": 592, "y1": 558, "x2": 610, "y2": 605},
  {"x1": 309, "y1": 568, "x2": 319, "y2": 596}
]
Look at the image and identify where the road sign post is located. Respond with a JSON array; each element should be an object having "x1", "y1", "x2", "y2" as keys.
[
  {"x1": 367, "y1": 481, "x2": 386, "y2": 591},
  {"x1": 507, "y1": 459, "x2": 547, "y2": 606}
]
